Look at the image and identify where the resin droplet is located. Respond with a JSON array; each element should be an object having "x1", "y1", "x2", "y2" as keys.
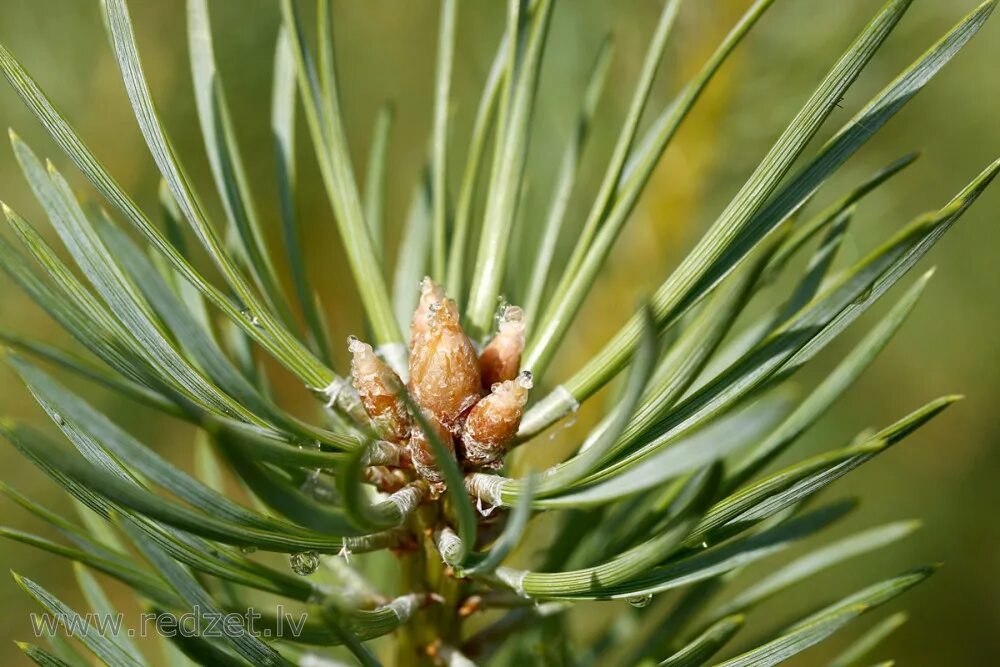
[
  {"x1": 348, "y1": 336, "x2": 411, "y2": 442},
  {"x1": 289, "y1": 551, "x2": 320, "y2": 576},
  {"x1": 408, "y1": 292, "x2": 482, "y2": 431},
  {"x1": 626, "y1": 594, "x2": 652, "y2": 608},
  {"x1": 479, "y1": 305, "x2": 526, "y2": 389},
  {"x1": 409, "y1": 410, "x2": 456, "y2": 483},
  {"x1": 462, "y1": 371, "x2": 532, "y2": 466},
  {"x1": 408, "y1": 276, "x2": 447, "y2": 351}
]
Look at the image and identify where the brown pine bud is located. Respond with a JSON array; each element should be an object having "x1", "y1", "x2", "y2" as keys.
[
  {"x1": 479, "y1": 305, "x2": 525, "y2": 389},
  {"x1": 462, "y1": 371, "x2": 532, "y2": 466},
  {"x1": 409, "y1": 276, "x2": 447, "y2": 352},
  {"x1": 409, "y1": 410, "x2": 456, "y2": 484},
  {"x1": 364, "y1": 465, "x2": 410, "y2": 494},
  {"x1": 457, "y1": 595, "x2": 483, "y2": 617},
  {"x1": 349, "y1": 336, "x2": 411, "y2": 443},
  {"x1": 408, "y1": 295, "x2": 482, "y2": 431}
]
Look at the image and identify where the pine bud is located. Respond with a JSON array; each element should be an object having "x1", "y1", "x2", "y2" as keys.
[
  {"x1": 462, "y1": 370, "x2": 532, "y2": 466},
  {"x1": 479, "y1": 305, "x2": 525, "y2": 389},
  {"x1": 348, "y1": 336, "x2": 411, "y2": 443},
  {"x1": 408, "y1": 295, "x2": 482, "y2": 430},
  {"x1": 409, "y1": 276, "x2": 447, "y2": 351},
  {"x1": 409, "y1": 410, "x2": 455, "y2": 484},
  {"x1": 364, "y1": 465, "x2": 410, "y2": 494}
]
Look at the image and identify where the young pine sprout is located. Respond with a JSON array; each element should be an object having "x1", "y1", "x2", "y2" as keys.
[
  {"x1": 0, "y1": 0, "x2": 995, "y2": 665},
  {"x1": 349, "y1": 336, "x2": 412, "y2": 443},
  {"x1": 407, "y1": 280, "x2": 483, "y2": 433},
  {"x1": 409, "y1": 275, "x2": 448, "y2": 352},
  {"x1": 463, "y1": 371, "x2": 533, "y2": 467},
  {"x1": 478, "y1": 305, "x2": 526, "y2": 389},
  {"x1": 350, "y1": 279, "x2": 531, "y2": 485},
  {"x1": 408, "y1": 408, "x2": 456, "y2": 486}
]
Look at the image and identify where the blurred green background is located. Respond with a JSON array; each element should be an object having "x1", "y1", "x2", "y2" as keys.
[{"x1": 0, "y1": 0, "x2": 996, "y2": 664}]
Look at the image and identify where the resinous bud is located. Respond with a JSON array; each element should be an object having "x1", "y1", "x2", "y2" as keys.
[
  {"x1": 349, "y1": 336, "x2": 411, "y2": 442},
  {"x1": 479, "y1": 305, "x2": 525, "y2": 389},
  {"x1": 462, "y1": 371, "x2": 532, "y2": 466},
  {"x1": 409, "y1": 276, "x2": 447, "y2": 351},
  {"x1": 408, "y1": 294, "x2": 482, "y2": 431},
  {"x1": 409, "y1": 410, "x2": 456, "y2": 483}
]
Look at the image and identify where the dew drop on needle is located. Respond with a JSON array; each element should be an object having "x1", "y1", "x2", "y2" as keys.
[
  {"x1": 626, "y1": 594, "x2": 653, "y2": 608},
  {"x1": 290, "y1": 551, "x2": 320, "y2": 576}
]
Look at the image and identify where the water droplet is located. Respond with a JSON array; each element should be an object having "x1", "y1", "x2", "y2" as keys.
[
  {"x1": 239, "y1": 545, "x2": 258, "y2": 554},
  {"x1": 290, "y1": 551, "x2": 320, "y2": 576},
  {"x1": 241, "y1": 308, "x2": 263, "y2": 328},
  {"x1": 301, "y1": 470, "x2": 336, "y2": 502},
  {"x1": 52, "y1": 412, "x2": 65, "y2": 426},
  {"x1": 626, "y1": 594, "x2": 653, "y2": 608}
]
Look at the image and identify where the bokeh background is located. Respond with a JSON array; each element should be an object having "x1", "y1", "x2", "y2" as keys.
[{"x1": 0, "y1": 0, "x2": 996, "y2": 664}]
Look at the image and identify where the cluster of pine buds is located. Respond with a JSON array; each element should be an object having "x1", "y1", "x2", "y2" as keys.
[{"x1": 348, "y1": 278, "x2": 530, "y2": 495}]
